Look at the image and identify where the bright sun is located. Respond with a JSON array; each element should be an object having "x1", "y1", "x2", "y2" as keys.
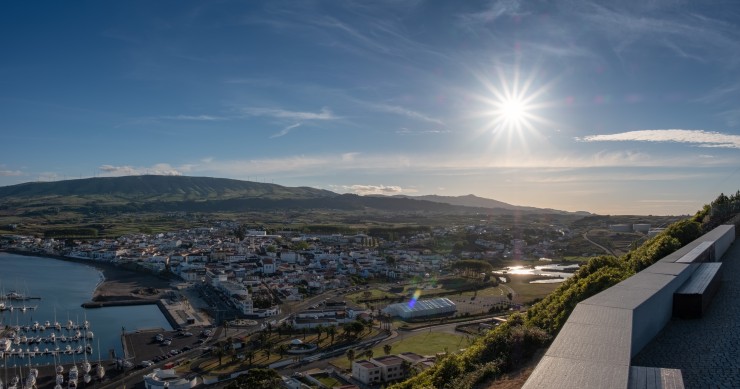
[
  {"x1": 474, "y1": 67, "x2": 551, "y2": 139},
  {"x1": 499, "y1": 98, "x2": 527, "y2": 125}
]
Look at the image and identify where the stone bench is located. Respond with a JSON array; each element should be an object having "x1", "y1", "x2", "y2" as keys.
[
  {"x1": 628, "y1": 366, "x2": 684, "y2": 389},
  {"x1": 672, "y1": 262, "x2": 722, "y2": 319}
]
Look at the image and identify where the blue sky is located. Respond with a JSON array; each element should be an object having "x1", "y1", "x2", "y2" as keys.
[{"x1": 2, "y1": 0, "x2": 739, "y2": 215}]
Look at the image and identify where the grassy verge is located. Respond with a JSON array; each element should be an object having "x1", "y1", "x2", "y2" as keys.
[{"x1": 331, "y1": 332, "x2": 468, "y2": 370}]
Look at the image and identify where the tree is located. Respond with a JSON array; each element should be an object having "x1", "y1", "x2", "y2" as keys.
[
  {"x1": 327, "y1": 326, "x2": 337, "y2": 345},
  {"x1": 383, "y1": 344, "x2": 392, "y2": 356},
  {"x1": 215, "y1": 347, "x2": 225, "y2": 366},
  {"x1": 401, "y1": 360, "x2": 412, "y2": 378},
  {"x1": 315, "y1": 324, "x2": 324, "y2": 342},
  {"x1": 233, "y1": 224, "x2": 246, "y2": 242},
  {"x1": 365, "y1": 349, "x2": 374, "y2": 359},
  {"x1": 346, "y1": 349, "x2": 356, "y2": 364},
  {"x1": 277, "y1": 344, "x2": 289, "y2": 358},
  {"x1": 225, "y1": 368, "x2": 281, "y2": 389},
  {"x1": 244, "y1": 349, "x2": 255, "y2": 366}
]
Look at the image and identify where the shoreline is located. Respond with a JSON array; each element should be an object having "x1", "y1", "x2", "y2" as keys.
[{"x1": 0, "y1": 248, "x2": 174, "y2": 306}]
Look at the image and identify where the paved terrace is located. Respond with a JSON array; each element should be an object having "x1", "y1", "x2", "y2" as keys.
[
  {"x1": 523, "y1": 225, "x2": 736, "y2": 389},
  {"x1": 632, "y1": 238, "x2": 740, "y2": 388}
]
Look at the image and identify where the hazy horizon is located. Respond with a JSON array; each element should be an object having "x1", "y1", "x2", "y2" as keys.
[{"x1": 2, "y1": 1, "x2": 739, "y2": 215}]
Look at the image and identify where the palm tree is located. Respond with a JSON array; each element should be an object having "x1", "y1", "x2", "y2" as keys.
[
  {"x1": 346, "y1": 349, "x2": 355, "y2": 364},
  {"x1": 262, "y1": 347, "x2": 271, "y2": 360},
  {"x1": 327, "y1": 326, "x2": 336, "y2": 345},
  {"x1": 215, "y1": 347, "x2": 225, "y2": 366},
  {"x1": 315, "y1": 324, "x2": 324, "y2": 342},
  {"x1": 383, "y1": 344, "x2": 392, "y2": 355},
  {"x1": 365, "y1": 349, "x2": 374, "y2": 359},
  {"x1": 277, "y1": 344, "x2": 289, "y2": 358},
  {"x1": 244, "y1": 349, "x2": 255, "y2": 366}
]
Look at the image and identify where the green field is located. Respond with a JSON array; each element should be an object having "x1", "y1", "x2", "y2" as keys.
[
  {"x1": 332, "y1": 332, "x2": 469, "y2": 370},
  {"x1": 506, "y1": 274, "x2": 562, "y2": 303}
]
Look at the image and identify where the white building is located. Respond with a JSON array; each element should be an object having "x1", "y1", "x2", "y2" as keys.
[
  {"x1": 143, "y1": 368, "x2": 199, "y2": 389},
  {"x1": 382, "y1": 297, "x2": 456, "y2": 320}
]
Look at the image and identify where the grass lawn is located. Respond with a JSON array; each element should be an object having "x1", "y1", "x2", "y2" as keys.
[
  {"x1": 313, "y1": 373, "x2": 342, "y2": 388},
  {"x1": 332, "y1": 332, "x2": 468, "y2": 370},
  {"x1": 506, "y1": 274, "x2": 561, "y2": 303},
  {"x1": 458, "y1": 286, "x2": 505, "y2": 298},
  {"x1": 347, "y1": 288, "x2": 398, "y2": 302}
]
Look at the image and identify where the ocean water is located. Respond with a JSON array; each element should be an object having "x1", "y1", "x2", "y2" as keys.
[{"x1": 0, "y1": 252, "x2": 171, "y2": 367}]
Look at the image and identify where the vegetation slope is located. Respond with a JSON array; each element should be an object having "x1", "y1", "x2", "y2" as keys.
[{"x1": 390, "y1": 191, "x2": 740, "y2": 389}]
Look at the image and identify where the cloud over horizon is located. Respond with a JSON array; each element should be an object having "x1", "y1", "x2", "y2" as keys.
[
  {"x1": 98, "y1": 164, "x2": 184, "y2": 176},
  {"x1": 578, "y1": 129, "x2": 740, "y2": 149}
]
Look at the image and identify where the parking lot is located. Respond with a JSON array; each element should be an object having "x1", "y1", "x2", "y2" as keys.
[{"x1": 122, "y1": 326, "x2": 212, "y2": 367}]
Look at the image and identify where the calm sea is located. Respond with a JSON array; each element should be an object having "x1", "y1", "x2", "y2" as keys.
[{"x1": 0, "y1": 252, "x2": 171, "y2": 367}]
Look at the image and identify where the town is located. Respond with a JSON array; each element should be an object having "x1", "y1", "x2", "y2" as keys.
[{"x1": 0, "y1": 215, "x2": 671, "y2": 389}]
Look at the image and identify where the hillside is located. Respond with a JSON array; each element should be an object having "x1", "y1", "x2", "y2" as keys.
[
  {"x1": 0, "y1": 175, "x2": 336, "y2": 200},
  {"x1": 0, "y1": 175, "x2": 587, "y2": 237},
  {"x1": 0, "y1": 175, "x2": 583, "y2": 215},
  {"x1": 390, "y1": 194, "x2": 590, "y2": 215}
]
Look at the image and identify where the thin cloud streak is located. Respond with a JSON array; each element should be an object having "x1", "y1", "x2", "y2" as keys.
[
  {"x1": 0, "y1": 169, "x2": 23, "y2": 177},
  {"x1": 98, "y1": 163, "x2": 184, "y2": 176},
  {"x1": 161, "y1": 115, "x2": 228, "y2": 121},
  {"x1": 186, "y1": 149, "x2": 738, "y2": 179},
  {"x1": 271, "y1": 123, "x2": 302, "y2": 138},
  {"x1": 396, "y1": 128, "x2": 451, "y2": 135},
  {"x1": 243, "y1": 107, "x2": 337, "y2": 121},
  {"x1": 335, "y1": 184, "x2": 416, "y2": 195},
  {"x1": 373, "y1": 103, "x2": 445, "y2": 125},
  {"x1": 578, "y1": 129, "x2": 740, "y2": 148}
]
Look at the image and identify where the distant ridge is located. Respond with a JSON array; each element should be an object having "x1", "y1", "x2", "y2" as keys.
[
  {"x1": 0, "y1": 175, "x2": 336, "y2": 200},
  {"x1": 0, "y1": 175, "x2": 585, "y2": 215},
  {"x1": 385, "y1": 194, "x2": 590, "y2": 215}
]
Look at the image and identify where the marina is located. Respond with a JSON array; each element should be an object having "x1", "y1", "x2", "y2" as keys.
[{"x1": 0, "y1": 252, "x2": 172, "y2": 388}]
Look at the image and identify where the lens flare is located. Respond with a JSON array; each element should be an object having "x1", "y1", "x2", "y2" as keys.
[{"x1": 408, "y1": 289, "x2": 422, "y2": 308}]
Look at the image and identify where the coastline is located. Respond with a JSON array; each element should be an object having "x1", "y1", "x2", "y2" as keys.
[{"x1": 0, "y1": 248, "x2": 173, "y2": 306}]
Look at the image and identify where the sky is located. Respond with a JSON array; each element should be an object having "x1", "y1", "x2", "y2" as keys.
[{"x1": 1, "y1": 0, "x2": 740, "y2": 216}]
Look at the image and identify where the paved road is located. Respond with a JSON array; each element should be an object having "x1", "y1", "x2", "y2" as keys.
[{"x1": 583, "y1": 231, "x2": 616, "y2": 256}]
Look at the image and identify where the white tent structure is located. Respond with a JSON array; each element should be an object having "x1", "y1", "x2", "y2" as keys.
[{"x1": 382, "y1": 297, "x2": 457, "y2": 319}]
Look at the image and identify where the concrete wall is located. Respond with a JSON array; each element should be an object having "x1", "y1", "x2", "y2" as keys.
[{"x1": 523, "y1": 224, "x2": 736, "y2": 389}]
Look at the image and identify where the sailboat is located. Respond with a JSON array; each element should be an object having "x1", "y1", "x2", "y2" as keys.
[
  {"x1": 21, "y1": 354, "x2": 37, "y2": 389},
  {"x1": 81, "y1": 315, "x2": 92, "y2": 384},
  {"x1": 54, "y1": 351, "x2": 64, "y2": 389},
  {"x1": 95, "y1": 339, "x2": 105, "y2": 381},
  {"x1": 67, "y1": 362, "x2": 78, "y2": 389},
  {"x1": 7, "y1": 367, "x2": 19, "y2": 389}
]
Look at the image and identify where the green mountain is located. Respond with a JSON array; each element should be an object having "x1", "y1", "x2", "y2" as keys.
[
  {"x1": 0, "y1": 175, "x2": 335, "y2": 200},
  {"x1": 382, "y1": 194, "x2": 590, "y2": 215},
  {"x1": 0, "y1": 175, "x2": 585, "y2": 216}
]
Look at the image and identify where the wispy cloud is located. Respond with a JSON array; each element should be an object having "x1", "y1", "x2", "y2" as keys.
[
  {"x1": 335, "y1": 184, "x2": 416, "y2": 195},
  {"x1": 0, "y1": 165, "x2": 23, "y2": 177},
  {"x1": 243, "y1": 107, "x2": 337, "y2": 121},
  {"x1": 0, "y1": 169, "x2": 23, "y2": 177},
  {"x1": 577, "y1": 129, "x2": 740, "y2": 149},
  {"x1": 396, "y1": 128, "x2": 451, "y2": 135},
  {"x1": 98, "y1": 163, "x2": 184, "y2": 176},
  {"x1": 457, "y1": 0, "x2": 523, "y2": 26},
  {"x1": 373, "y1": 103, "x2": 445, "y2": 125},
  {"x1": 271, "y1": 123, "x2": 302, "y2": 138},
  {"x1": 573, "y1": 2, "x2": 740, "y2": 64},
  {"x1": 161, "y1": 115, "x2": 228, "y2": 121}
]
